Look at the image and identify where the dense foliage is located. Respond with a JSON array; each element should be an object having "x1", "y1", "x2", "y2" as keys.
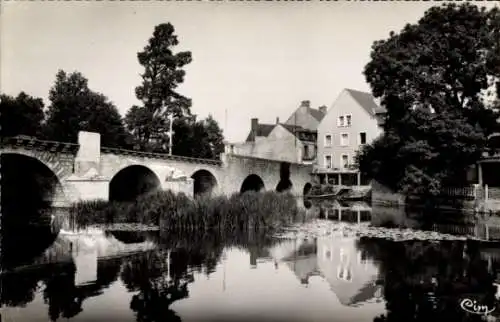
[
  {"x1": 356, "y1": 3, "x2": 500, "y2": 195},
  {"x1": 0, "y1": 92, "x2": 45, "y2": 137},
  {"x1": 43, "y1": 70, "x2": 132, "y2": 148},
  {"x1": 2, "y1": 22, "x2": 224, "y2": 160}
]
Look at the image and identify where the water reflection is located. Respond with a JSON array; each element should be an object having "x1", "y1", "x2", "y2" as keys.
[
  {"x1": 314, "y1": 199, "x2": 372, "y2": 224},
  {"x1": 357, "y1": 237, "x2": 500, "y2": 322},
  {"x1": 4, "y1": 212, "x2": 500, "y2": 321}
]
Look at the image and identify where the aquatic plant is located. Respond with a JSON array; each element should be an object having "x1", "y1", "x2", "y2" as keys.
[{"x1": 69, "y1": 190, "x2": 304, "y2": 232}]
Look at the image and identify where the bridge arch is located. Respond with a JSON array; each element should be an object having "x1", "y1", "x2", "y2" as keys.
[
  {"x1": 2, "y1": 152, "x2": 66, "y2": 211},
  {"x1": 109, "y1": 165, "x2": 161, "y2": 202},
  {"x1": 240, "y1": 174, "x2": 265, "y2": 194},
  {"x1": 1, "y1": 153, "x2": 64, "y2": 265},
  {"x1": 190, "y1": 169, "x2": 218, "y2": 197}
]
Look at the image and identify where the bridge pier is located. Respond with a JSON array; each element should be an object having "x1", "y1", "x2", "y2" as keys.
[{"x1": 163, "y1": 178, "x2": 194, "y2": 198}]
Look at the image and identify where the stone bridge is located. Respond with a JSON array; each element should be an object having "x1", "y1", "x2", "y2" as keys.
[{"x1": 1, "y1": 131, "x2": 313, "y2": 207}]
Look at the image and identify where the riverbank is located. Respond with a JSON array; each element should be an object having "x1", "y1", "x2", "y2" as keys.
[
  {"x1": 69, "y1": 190, "x2": 306, "y2": 233},
  {"x1": 307, "y1": 184, "x2": 371, "y2": 201}
]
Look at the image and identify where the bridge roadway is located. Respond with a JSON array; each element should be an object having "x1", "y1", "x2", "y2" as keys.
[{"x1": 1, "y1": 131, "x2": 314, "y2": 206}]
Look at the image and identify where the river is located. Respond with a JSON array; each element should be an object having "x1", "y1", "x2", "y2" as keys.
[{"x1": 2, "y1": 199, "x2": 500, "y2": 322}]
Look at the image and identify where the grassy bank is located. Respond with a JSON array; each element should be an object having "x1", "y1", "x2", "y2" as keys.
[{"x1": 69, "y1": 190, "x2": 305, "y2": 232}]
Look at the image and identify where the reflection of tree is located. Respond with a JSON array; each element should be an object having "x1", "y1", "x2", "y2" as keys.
[
  {"x1": 120, "y1": 230, "x2": 281, "y2": 322},
  {"x1": 357, "y1": 238, "x2": 497, "y2": 322},
  {"x1": 42, "y1": 263, "x2": 84, "y2": 321},
  {"x1": 1, "y1": 269, "x2": 42, "y2": 307},
  {"x1": 2, "y1": 249, "x2": 124, "y2": 321}
]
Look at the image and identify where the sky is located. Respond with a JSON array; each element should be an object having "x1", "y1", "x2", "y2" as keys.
[{"x1": 2, "y1": 1, "x2": 499, "y2": 143}]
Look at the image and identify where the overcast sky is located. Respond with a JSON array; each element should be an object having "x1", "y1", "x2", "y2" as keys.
[{"x1": 2, "y1": 1, "x2": 498, "y2": 142}]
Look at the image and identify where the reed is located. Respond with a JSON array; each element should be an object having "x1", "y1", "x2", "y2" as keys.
[{"x1": 69, "y1": 190, "x2": 304, "y2": 232}]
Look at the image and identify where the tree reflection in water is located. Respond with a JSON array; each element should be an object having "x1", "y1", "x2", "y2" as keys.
[
  {"x1": 357, "y1": 237, "x2": 499, "y2": 322},
  {"x1": 120, "y1": 229, "x2": 279, "y2": 322},
  {"x1": 1, "y1": 228, "x2": 280, "y2": 322},
  {"x1": 42, "y1": 263, "x2": 83, "y2": 321}
]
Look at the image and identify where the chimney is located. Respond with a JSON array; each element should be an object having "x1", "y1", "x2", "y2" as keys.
[
  {"x1": 300, "y1": 100, "x2": 310, "y2": 108},
  {"x1": 251, "y1": 118, "x2": 259, "y2": 140},
  {"x1": 276, "y1": 117, "x2": 280, "y2": 124},
  {"x1": 319, "y1": 105, "x2": 327, "y2": 114}
]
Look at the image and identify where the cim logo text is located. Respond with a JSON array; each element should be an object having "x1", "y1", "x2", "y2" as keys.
[{"x1": 460, "y1": 298, "x2": 495, "y2": 315}]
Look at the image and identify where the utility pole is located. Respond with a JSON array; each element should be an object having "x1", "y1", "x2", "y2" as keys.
[
  {"x1": 167, "y1": 113, "x2": 174, "y2": 155},
  {"x1": 225, "y1": 109, "x2": 228, "y2": 134}
]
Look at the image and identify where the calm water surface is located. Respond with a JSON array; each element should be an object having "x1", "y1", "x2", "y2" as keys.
[{"x1": 3, "y1": 201, "x2": 500, "y2": 322}]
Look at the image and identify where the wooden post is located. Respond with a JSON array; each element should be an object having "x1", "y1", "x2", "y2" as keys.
[
  {"x1": 338, "y1": 208, "x2": 342, "y2": 221},
  {"x1": 486, "y1": 184, "x2": 489, "y2": 202},
  {"x1": 357, "y1": 209, "x2": 361, "y2": 224},
  {"x1": 486, "y1": 224, "x2": 490, "y2": 241},
  {"x1": 338, "y1": 173, "x2": 342, "y2": 186},
  {"x1": 357, "y1": 172, "x2": 361, "y2": 186}
]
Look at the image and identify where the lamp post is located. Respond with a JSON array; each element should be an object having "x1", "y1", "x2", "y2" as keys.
[{"x1": 167, "y1": 113, "x2": 174, "y2": 156}]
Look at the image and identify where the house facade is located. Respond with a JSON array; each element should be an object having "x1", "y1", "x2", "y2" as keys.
[
  {"x1": 315, "y1": 88, "x2": 386, "y2": 186},
  {"x1": 227, "y1": 100, "x2": 326, "y2": 164},
  {"x1": 229, "y1": 119, "x2": 317, "y2": 164}
]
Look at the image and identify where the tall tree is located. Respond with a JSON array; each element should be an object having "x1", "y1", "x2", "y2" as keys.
[
  {"x1": 357, "y1": 3, "x2": 500, "y2": 195},
  {"x1": 44, "y1": 70, "x2": 131, "y2": 148},
  {"x1": 0, "y1": 92, "x2": 45, "y2": 137},
  {"x1": 127, "y1": 23, "x2": 193, "y2": 150},
  {"x1": 202, "y1": 114, "x2": 225, "y2": 159},
  {"x1": 171, "y1": 115, "x2": 225, "y2": 160}
]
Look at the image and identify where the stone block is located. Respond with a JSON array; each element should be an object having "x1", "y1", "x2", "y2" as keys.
[{"x1": 75, "y1": 131, "x2": 101, "y2": 176}]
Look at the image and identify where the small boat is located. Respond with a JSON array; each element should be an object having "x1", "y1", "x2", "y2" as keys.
[{"x1": 305, "y1": 193, "x2": 338, "y2": 199}]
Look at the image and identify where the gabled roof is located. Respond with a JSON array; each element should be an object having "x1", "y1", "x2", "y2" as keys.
[
  {"x1": 245, "y1": 123, "x2": 276, "y2": 142},
  {"x1": 347, "y1": 281, "x2": 382, "y2": 306},
  {"x1": 308, "y1": 107, "x2": 326, "y2": 122},
  {"x1": 345, "y1": 88, "x2": 386, "y2": 116},
  {"x1": 285, "y1": 103, "x2": 326, "y2": 129}
]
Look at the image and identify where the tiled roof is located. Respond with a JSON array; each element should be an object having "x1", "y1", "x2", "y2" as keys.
[
  {"x1": 280, "y1": 124, "x2": 316, "y2": 141},
  {"x1": 308, "y1": 107, "x2": 326, "y2": 122},
  {"x1": 345, "y1": 88, "x2": 386, "y2": 116},
  {"x1": 245, "y1": 123, "x2": 276, "y2": 142}
]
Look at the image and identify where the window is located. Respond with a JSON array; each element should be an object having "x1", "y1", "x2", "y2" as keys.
[
  {"x1": 324, "y1": 134, "x2": 332, "y2": 147},
  {"x1": 341, "y1": 154, "x2": 349, "y2": 169},
  {"x1": 338, "y1": 116, "x2": 344, "y2": 127},
  {"x1": 346, "y1": 115, "x2": 352, "y2": 127},
  {"x1": 340, "y1": 133, "x2": 349, "y2": 146},
  {"x1": 324, "y1": 155, "x2": 332, "y2": 169},
  {"x1": 359, "y1": 132, "x2": 367, "y2": 145},
  {"x1": 303, "y1": 145, "x2": 309, "y2": 158}
]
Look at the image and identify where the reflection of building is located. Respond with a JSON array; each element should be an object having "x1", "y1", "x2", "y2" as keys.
[
  {"x1": 281, "y1": 239, "x2": 321, "y2": 285},
  {"x1": 319, "y1": 200, "x2": 372, "y2": 223},
  {"x1": 316, "y1": 236, "x2": 381, "y2": 306},
  {"x1": 277, "y1": 235, "x2": 382, "y2": 306}
]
